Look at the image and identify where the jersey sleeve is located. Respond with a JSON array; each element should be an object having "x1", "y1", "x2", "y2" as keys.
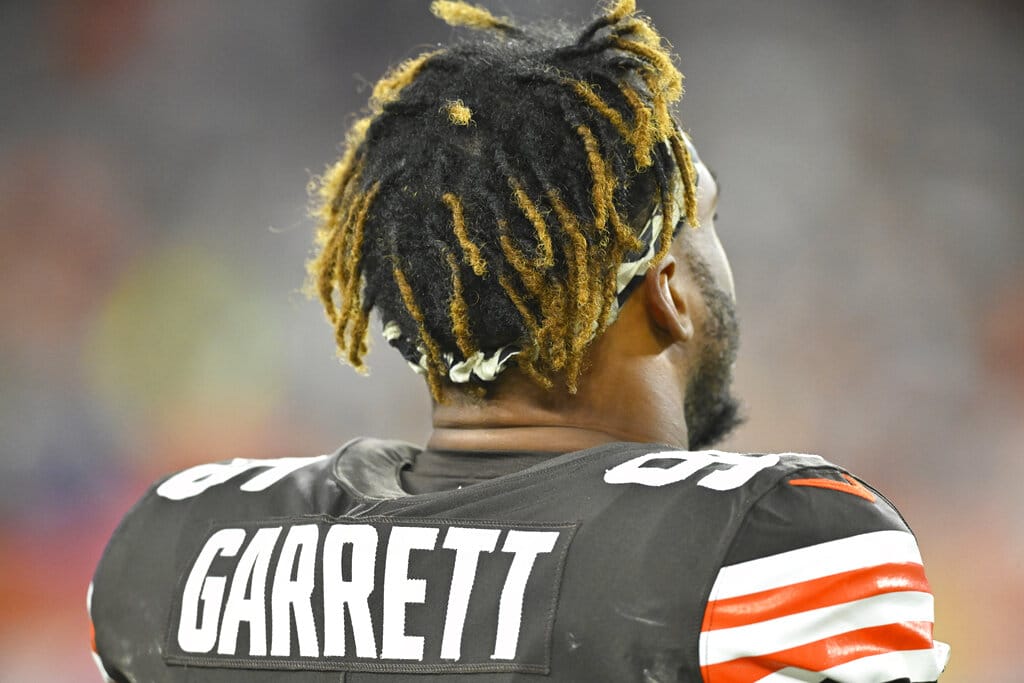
[
  {"x1": 88, "y1": 478, "x2": 175, "y2": 683},
  {"x1": 88, "y1": 581, "x2": 120, "y2": 682},
  {"x1": 699, "y1": 465, "x2": 950, "y2": 683}
]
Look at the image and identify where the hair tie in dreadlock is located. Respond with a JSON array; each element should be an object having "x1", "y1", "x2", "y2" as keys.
[
  {"x1": 382, "y1": 133, "x2": 704, "y2": 385},
  {"x1": 609, "y1": 133, "x2": 703, "y2": 314},
  {"x1": 383, "y1": 320, "x2": 520, "y2": 381}
]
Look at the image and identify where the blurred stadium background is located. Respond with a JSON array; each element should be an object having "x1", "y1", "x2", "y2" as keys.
[{"x1": 1, "y1": 0, "x2": 1021, "y2": 680}]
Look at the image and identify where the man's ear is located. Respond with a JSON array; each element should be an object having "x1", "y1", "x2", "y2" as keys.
[{"x1": 644, "y1": 254, "x2": 694, "y2": 343}]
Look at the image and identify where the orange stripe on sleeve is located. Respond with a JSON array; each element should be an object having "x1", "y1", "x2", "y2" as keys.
[
  {"x1": 703, "y1": 561, "x2": 930, "y2": 631},
  {"x1": 701, "y1": 621, "x2": 935, "y2": 683},
  {"x1": 788, "y1": 473, "x2": 876, "y2": 501}
]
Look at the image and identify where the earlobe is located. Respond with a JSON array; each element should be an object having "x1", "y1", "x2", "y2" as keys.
[{"x1": 644, "y1": 255, "x2": 694, "y2": 343}]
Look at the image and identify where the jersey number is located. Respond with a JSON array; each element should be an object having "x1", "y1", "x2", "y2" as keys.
[
  {"x1": 156, "y1": 456, "x2": 327, "y2": 500},
  {"x1": 603, "y1": 451, "x2": 779, "y2": 490}
]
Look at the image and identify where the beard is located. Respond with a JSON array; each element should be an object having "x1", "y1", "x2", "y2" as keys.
[{"x1": 683, "y1": 253, "x2": 744, "y2": 450}]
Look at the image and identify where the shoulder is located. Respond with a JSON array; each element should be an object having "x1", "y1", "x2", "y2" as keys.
[
  {"x1": 93, "y1": 451, "x2": 344, "y2": 584},
  {"x1": 554, "y1": 445, "x2": 859, "y2": 552},
  {"x1": 721, "y1": 458, "x2": 911, "y2": 562},
  {"x1": 696, "y1": 453, "x2": 951, "y2": 683},
  {"x1": 594, "y1": 445, "x2": 914, "y2": 541},
  {"x1": 89, "y1": 451, "x2": 344, "y2": 680},
  {"x1": 95, "y1": 452, "x2": 341, "y2": 570},
  {"x1": 582, "y1": 443, "x2": 949, "y2": 681}
]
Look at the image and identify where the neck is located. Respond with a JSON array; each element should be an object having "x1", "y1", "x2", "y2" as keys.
[
  {"x1": 427, "y1": 329, "x2": 690, "y2": 454},
  {"x1": 428, "y1": 424, "x2": 641, "y2": 454}
]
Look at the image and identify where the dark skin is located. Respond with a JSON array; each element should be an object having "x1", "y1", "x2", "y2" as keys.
[{"x1": 429, "y1": 158, "x2": 737, "y2": 454}]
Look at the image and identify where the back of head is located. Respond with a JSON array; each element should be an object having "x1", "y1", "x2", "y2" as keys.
[{"x1": 308, "y1": 0, "x2": 699, "y2": 400}]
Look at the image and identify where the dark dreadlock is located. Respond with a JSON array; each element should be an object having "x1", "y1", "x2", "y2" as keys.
[{"x1": 308, "y1": 0, "x2": 699, "y2": 400}]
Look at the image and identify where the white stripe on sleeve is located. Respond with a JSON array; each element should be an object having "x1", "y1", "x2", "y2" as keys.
[
  {"x1": 755, "y1": 644, "x2": 951, "y2": 682},
  {"x1": 699, "y1": 591, "x2": 935, "y2": 666},
  {"x1": 710, "y1": 530, "x2": 923, "y2": 600}
]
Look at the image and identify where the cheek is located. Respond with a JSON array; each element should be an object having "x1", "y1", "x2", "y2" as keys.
[
  {"x1": 708, "y1": 229, "x2": 736, "y2": 302},
  {"x1": 689, "y1": 224, "x2": 736, "y2": 303}
]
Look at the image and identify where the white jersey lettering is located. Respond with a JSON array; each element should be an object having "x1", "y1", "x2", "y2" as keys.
[
  {"x1": 322, "y1": 524, "x2": 378, "y2": 658},
  {"x1": 491, "y1": 530, "x2": 560, "y2": 660},
  {"x1": 440, "y1": 527, "x2": 501, "y2": 660},
  {"x1": 177, "y1": 528, "x2": 246, "y2": 653},
  {"x1": 217, "y1": 527, "x2": 281, "y2": 656},
  {"x1": 172, "y1": 522, "x2": 566, "y2": 667},
  {"x1": 381, "y1": 526, "x2": 440, "y2": 660},
  {"x1": 271, "y1": 524, "x2": 320, "y2": 657}
]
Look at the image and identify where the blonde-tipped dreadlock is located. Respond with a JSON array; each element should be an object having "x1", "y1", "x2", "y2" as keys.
[
  {"x1": 444, "y1": 99, "x2": 474, "y2": 126},
  {"x1": 308, "y1": 0, "x2": 701, "y2": 400},
  {"x1": 431, "y1": 0, "x2": 517, "y2": 33},
  {"x1": 604, "y1": 0, "x2": 637, "y2": 24}
]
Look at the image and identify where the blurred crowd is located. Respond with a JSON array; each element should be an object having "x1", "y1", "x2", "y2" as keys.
[{"x1": 1, "y1": 1, "x2": 1021, "y2": 680}]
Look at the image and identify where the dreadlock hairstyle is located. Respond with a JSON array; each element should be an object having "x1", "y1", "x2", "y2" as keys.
[{"x1": 308, "y1": 0, "x2": 700, "y2": 400}]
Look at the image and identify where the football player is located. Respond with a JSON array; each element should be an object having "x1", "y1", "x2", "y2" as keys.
[{"x1": 90, "y1": 1, "x2": 950, "y2": 681}]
